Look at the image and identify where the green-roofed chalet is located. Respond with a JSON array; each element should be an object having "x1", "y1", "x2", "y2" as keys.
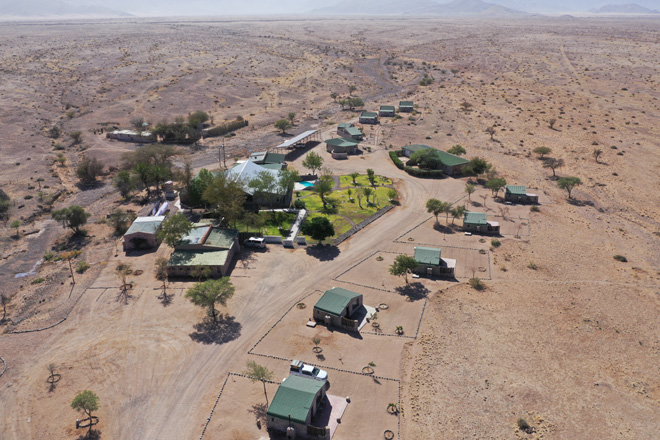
[
  {"x1": 267, "y1": 375, "x2": 327, "y2": 426},
  {"x1": 359, "y1": 111, "x2": 379, "y2": 124},
  {"x1": 325, "y1": 137, "x2": 359, "y2": 155},
  {"x1": 337, "y1": 123, "x2": 363, "y2": 140},
  {"x1": 414, "y1": 246, "x2": 442, "y2": 266},
  {"x1": 379, "y1": 105, "x2": 395, "y2": 116},
  {"x1": 314, "y1": 287, "x2": 362, "y2": 316},
  {"x1": 435, "y1": 150, "x2": 469, "y2": 168},
  {"x1": 506, "y1": 185, "x2": 526, "y2": 196},
  {"x1": 463, "y1": 211, "x2": 487, "y2": 226},
  {"x1": 399, "y1": 100, "x2": 414, "y2": 112},
  {"x1": 123, "y1": 216, "x2": 165, "y2": 251},
  {"x1": 504, "y1": 185, "x2": 539, "y2": 204},
  {"x1": 463, "y1": 212, "x2": 500, "y2": 234},
  {"x1": 414, "y1": 246, "x2": 456, "y2": 278}
]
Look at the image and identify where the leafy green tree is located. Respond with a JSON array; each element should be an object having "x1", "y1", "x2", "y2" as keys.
[
  {"x1": 157, "y1": 213, "x2": 193, "y2": 248},
  {"x1": 154, "y1": 257, "x2": 169, "y2": 296},
  {"x1": 313, "y1": 176, "x2": 334, "y2": 209},
  {"x1": 130, "y1": 116, "x2": 145, "y2": 131},
  {"x1": 355, "y1": 187, "x2": 364, "y2": 208},
  {"x1": 0, "y1": 189, "x2": 9, "y2": 221},
  {"x1": 278, "y1": 168, "x2": 300, "y2": 195},
  {"x1": 348, "y1": 97, "x2": 364, "y2": 110},
  {"x1": 69, "y1": 131, "x2": 83, "y2": 144},
  {"x1": 48, "y1": 125, "x2": 61, "y2": 139},
  {"x1": 190, "y1": 265, "x2": 212, "y2": 282},
  {"x1": 185, "y1": 278, "x2": 235, "y2": 324},
  {"x1": 108, "y1": 209, "x2": 136, "y2": 236},
  {"x1": 249, "y1": 170, "x2": 278, "y2": 209},
  {"x1": 71, "y1": 390, "x2": 99, "y2": 436},
  {"x1": 188, "y1": 168, "x2": 214, "y2": 208},
  {"x1": 387, "y1": 188, "x2": 398, "y2": 201},
  {"x1": 287, "y1": 112, "x2": 296, "y2": 123},
  {"x1": 348, "y1": 85, "x2": 357, "y2": 95},
  {"x1": 426, "y1": 198, "x2": 448, "y2": 225},
  {"x1": 113, "y1": 170, "x2": 135, "y2": 200},
  {"x1": 52, "y1": 205, "x2": 90, "y2": 234},
  {"x1": 409, "y1": 149, "x2": 440, "y2": 170},
  {"x1": 202, "y1": 174, "x2": 246, "y2": 228},
  {"x1": 245, "y1": 361, "x2": 275, "y2": 406},
  {"x1": 55, "y1": 152, "x2": 67, "y2": 166},
  {"x1": 447, "y1": 145, "x2": 466, "y2": 156},
  {"x1": 389, "y1": 254, "x2": 418, "y2": 284},
  {"x1": 148, "y1": 164, "x2": 171, "y2": 193},
  {"x1": 349, "y1": 172, "x2": 360, "y2": 185},
  {"x1": 366, "y1": 168, "x2": 376, "y2": 187},
  {"x1": 450, "y1": 205, "x2": 466, "y2": 224},
  {"x1": 10, "y1": 220, "x2": 20, "y2": 237},
  {"x1": 557, "y1": 176, "x2": 582, "y2": 199},
  {"x1": 187, "y1": 110, "x2": 209, "y2": 128},
  {"x1": 338, "y1": 99, "x2": 348, "y2": 110},
  {"x1": 465, "y1": 183, "x2": 476, "y2": 202},
  {"x1": 76, "y1": 155, "x2": 104, "y2": 184},
  {"x1": 274, "y1": 119, "x2": 292, "y2": 134},
  {"x1": 462, "y1": 157, "x2": 492, "y2": 176},
  {"x1": 485, "y1": 177, "x2": 507, "y2": 197},
  {"x1": 363, "y1": 187, "x2": 373, "y2": 206},
  {"x1": 301, "y1": 216, "x2": 335, "y2": 244},
  {"x1": 533, "y1": 146, "x2": 551, "y2": 159},
  {"x1": 133, "y1": 162, "x2": 153, "y2": 197},
  {"x1": 302, "y1": 151, "x2": 324, "y2": 176}
]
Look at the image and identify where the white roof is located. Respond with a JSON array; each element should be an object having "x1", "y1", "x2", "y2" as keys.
[
  {"x1": 442, "y1": 258, "x2": 457, "y2": 269},
  {"x1": 112, "y1": 129, "x2": 153, "y2": 136},
  {"x1": 135, "y1": 216, "x2": 165, "y2": 223},
  {"x1": 274, "y1": 130, "x2": 318, "y2": 149},
  {"x1": 226, "y1": 161, "x2": 281, "y2": 196}
]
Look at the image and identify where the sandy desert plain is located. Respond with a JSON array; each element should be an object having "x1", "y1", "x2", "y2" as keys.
[{"x1": 1, "y1": 14, "x2": 660, "y2": 440}]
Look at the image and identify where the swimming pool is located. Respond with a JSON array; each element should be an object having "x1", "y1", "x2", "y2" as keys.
[{"x1": 300, "y1": 181, "x2": 315, "y2": 187}]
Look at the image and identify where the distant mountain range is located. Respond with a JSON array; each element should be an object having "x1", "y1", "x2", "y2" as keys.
[
  {"x1": 0, "y1": 0, "x2": 132, "y2": 18},
  {"x1": 590, "y1": 3, "x2": 659, "y2": 13},
  {"x1": 311, "y1": 0, "x2": 531, "y2": 17}
]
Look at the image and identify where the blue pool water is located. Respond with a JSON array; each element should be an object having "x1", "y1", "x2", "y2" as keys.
[{"x1": 300, "y1": 181, "x2": 315, "y2": 187}]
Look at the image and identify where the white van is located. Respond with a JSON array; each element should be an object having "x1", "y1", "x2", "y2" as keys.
[{"x1": 244, "y1": 237, "x2": 266, "y2": 248}]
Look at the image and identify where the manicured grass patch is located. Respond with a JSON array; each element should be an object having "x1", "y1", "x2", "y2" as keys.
[
  {"x1": 339, "y1": 174, "x2": 392, "y2": 188},
  {"x1": 304, "y1": 213, "x2": 352, "y2": 238},
  {"x1": 234, "y1": 211, "x2": 297, "y2": 237}
]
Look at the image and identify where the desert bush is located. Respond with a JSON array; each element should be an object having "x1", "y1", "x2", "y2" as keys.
[
  {"x1": 76, "y1": 156, "x2": 104, "y2": 184},
  {"x1": 76, "y1": 261, "x2": 90, "y2": 274},
  {"x1": 530, "y1": 205, "x2": 540, "y2": 212},
  {"x1": 293, "y1": 199, "x2": 306, "y2": 209},
  {"x1": 527, "y1": 262, "x2": 538, "y2": 270},
  {"x1": 469, "y1": 277, "x2": 484, "y2": 290},
  {"x1": 204, "y1": 118, "x2": 248, "y2": 138},
  {"x1": 31, "y1": 277, "x2": 45, "y2": 284},
  {"x1": 613, "y1": 255, "x2": 627, "y2": 262},
  {"x1": 517, "y1": 418, "x2": 531, "y2": 432},
  {"x1": 491, "y1": 239, "x2": 501, "y2": 248}
]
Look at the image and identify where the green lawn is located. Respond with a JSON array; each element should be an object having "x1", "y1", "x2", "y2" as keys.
[
  {"x1": 339, "y1": 174, "x2": 393, "y2": 188},
  {"x1": 234, "y1": 211, "x2": 297, "y2": 237},
  {"x1": 304, "y1": 213, "x2": 352, "y2": 238},
  {"x1": 297, "y1": 187, "x2": 395, "y2": 227}
]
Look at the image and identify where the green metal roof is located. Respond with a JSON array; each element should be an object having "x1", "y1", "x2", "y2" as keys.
[
  {"x1": 380, "y1": 105, "x2": 395, "y2": 111},
  {"x1": 314, "y1": 287, "x2": 361, "y2": 316},
  {"x1": 325, "y1": 138, "x2": 359, "y2": 148},
  {"x1": 124, "y1": 217, "x2": 164, "y2": 236},
  {"x1": 267, "y1": 375, "x2": 325, "y2": 424},
  {"x1": 168, "y1": 249, "x2": 230, "y2": 267},
  {"x1": 414, "y1": 247, "x2": 442, "y2": 266},
  {"x1": 338, "y1": 123, "x2": 351, "y2": 128},
  {"x1": 435, "y1": 150, "x2": 469, "y2": 167},
  {"x1": 506, "y1": 185, "x2": 526, "y2": 195},
  {"x1": 464, "y1": 211, "x2": 487, "y2": 225},
  {"x1": 399, "y1": 101, "x2": 414, "y2": 107},
  {"x1": 264, "y1": 152, "x2": 286, "y2": 164},
  {"x1": 204, "y1": 228, "x2": 237, "y2": 248},
  {"x1": 403, "y1": 144, "x2": 432, "y2": 152},
  {"x1": 360, "y1": 111, "x2": 378, "y2": 119},
  {"x1": 343, "y1": 126, "x2": 363, "y2": 137}
]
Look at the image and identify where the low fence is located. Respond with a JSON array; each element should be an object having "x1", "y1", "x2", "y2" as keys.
[
  {"x1": 264, "y1": 236, "x2": 283, "y2": 244},
  {"x1": 334, "y1": 205, "x2": 395, "y2": 245},
  {"x1": 284, "y1": 209, "x2": 307, "y2": 247}
]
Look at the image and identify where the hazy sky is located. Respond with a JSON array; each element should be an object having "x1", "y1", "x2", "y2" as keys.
[{"x1": 65, "y1": 0, "x2": 660, "y2": 15}]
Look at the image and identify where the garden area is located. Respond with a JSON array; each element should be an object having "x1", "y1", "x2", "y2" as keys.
[
  {"x1": 296, "y1": 172, "x2": 397, "y2": 240},
  {"x1": 233, "y1": 211, "x2": 297, "y2": 237}
]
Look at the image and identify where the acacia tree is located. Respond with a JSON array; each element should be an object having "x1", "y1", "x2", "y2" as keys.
[
  {"x1": 313, "y1": 176, "x2": 334, "y2": 209},
  {"x1": 71, "y1": 390, "x2": 99, "y2": 437},
  {"x1": 274, "y1": 119, "x2": 291, "y2": 134},
  {"x1": 548, "y1": 118, "x2": 557, "y2": 129},
  {"x1": 185, "y1": 278, "x2": 235, "y2": 324},
  {"x1": 557, "y1": 176, "x2": 582, "y2": 199},
  {"x1": 426, "y1": 198, "x2": 447, "y2": 225},
  {"x1": 542, "y1": 157, "x2": 564, "y2": 178},
  {"x1": 486, "y1": 126, "x2": 496, "y2": 140},
  {"x1": 486, "y1": 177, "x2": 507, "y2": 197},
  {"x1": 533, "y1": 146, "x2": 551, "y2": 159},
  {"x1": 245, "y1": 361, "x2": 275, "y2": 406},
  {"x1": 447, "y1": 144, "x2": 466, "y2": 156},
  {"x1": 593, "y1": 148, "x2": 603, "y2": 163},
  {"x1": 389, "y1": 254, "x2": 418, "y2": 284},
  {"x1": 155, "y1": 257, "x2": 169, "y2": 298},
  {"x1": 113, "y1": 170, "x2": 135, "y2": 200},
  {"x1": 450, "y1": 205, "x2": 466, "y2": 224},
  {"x1": 52, "y1": 205, "x2": 90, "y2": 235},
  {"x1": 76, "y1": 156, "x2": 104, "y2": 184},
  {"x1": 157, "y1": 213, "x2": 193, "y2": 248},
  {"x1": 202, "y1": 174, "x2": 246, "y2": 228},
  {"x1": 465, "y1": 183, "x2": 476, "y2": 202},
  {"x1": 302, "y1": 151, "x2": 323, "y2": 176}
]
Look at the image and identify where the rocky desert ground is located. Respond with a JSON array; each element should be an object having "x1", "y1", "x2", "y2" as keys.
[{"x1": 1, "y1": 15, "x2": 659, "y2": 440}]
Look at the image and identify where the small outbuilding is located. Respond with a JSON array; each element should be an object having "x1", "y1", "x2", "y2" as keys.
[
  {"x1": 399, "y1": 101, "x2": 414, "y2": 112},
  {"x1": 248, "y1": 151, "x2": 288, "y2": 170},
  {"x1": 402, "y1": 144, "x2": 431, "y2": 157},
  {"x1": 325, "y1": 138, "x2": 359, "y2": 158},
  {"x1": 505, "y1": 185, "x2": 539, "y2": 204},
  {"x1": 123, "y1": 216, "x2": 165, "y2": 251},
  {"x1": 463, "y1": 211, "x2": 500, "y2": 235},
  {"x1": 435, "y1": 150, "x2": 469, "y2": 176},
  {"x1": 106, "y1": 130, "x2": 155, "y2": 143},
  {"x1": 337, "y1": 123, "x2": 363, "y2": 141},
  {"x1": 313, "y1": 287, "x2": 363, "y2": 331},
  {"x1": 167, "y1": 224, "x2": 239, "y2": 278},
  {"x1": 267, "y1": 375, "x2": 329, "y2": 439},
  {"x1": 413, "y1": 246, "x2": 456, "y2": 278},
  {"x1": 358, "y1": 111, "x2": 379, "y2": 125},
  {"x1": 379, "y1": 105, "x2": 396, "y2": 117}
]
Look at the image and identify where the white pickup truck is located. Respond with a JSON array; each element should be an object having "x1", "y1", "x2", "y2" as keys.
[{"x1": 289, "y1": 360, "x2": 328, "y2": 381}]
